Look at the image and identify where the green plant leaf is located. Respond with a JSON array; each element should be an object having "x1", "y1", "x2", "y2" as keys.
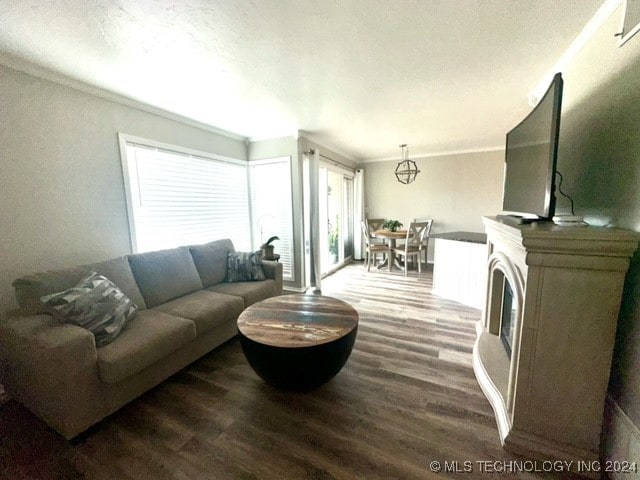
[
  {"x1": 382, "y1": 220, "x2": 403, "y2": 231},
  {"x1": 263, "y1": 235, "x2": 280, "y2": 246}
]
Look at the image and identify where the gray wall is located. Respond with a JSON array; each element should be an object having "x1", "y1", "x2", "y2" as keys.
[
  {"x1": 361, "y1": 149, "x2": 504, "y2": 261},
  {"x1": 555, "y1": 2, "x2": 640, "y2": 453},
  {"x1": 0, "y1": 64, "x2": 247, "y2": 315}
]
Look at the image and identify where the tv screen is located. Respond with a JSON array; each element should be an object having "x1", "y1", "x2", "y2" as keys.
[{"x1": 501, "y1": 73, "x2": 563, "y2": 221}]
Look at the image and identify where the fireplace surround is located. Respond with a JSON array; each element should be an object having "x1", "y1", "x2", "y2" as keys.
[{"x1": 474, "y1": 216, "x2": 638, "y2": 463}]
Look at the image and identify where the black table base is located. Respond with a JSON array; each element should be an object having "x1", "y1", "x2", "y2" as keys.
[{"x1": 239, "y1": 327, "x2": 357, "y2": 391}]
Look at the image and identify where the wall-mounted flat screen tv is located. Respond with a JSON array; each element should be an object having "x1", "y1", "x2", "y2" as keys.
[{"x1": 501, "y1": 73, "x2": 563, "y2": 222}]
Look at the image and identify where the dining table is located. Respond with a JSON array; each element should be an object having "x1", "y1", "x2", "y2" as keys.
[{"x1": 372, "y1": 229, "x2": 410, "y2": 271}]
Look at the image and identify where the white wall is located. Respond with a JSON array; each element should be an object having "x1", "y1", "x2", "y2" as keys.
[
  {"x1": 361, "y1": 149, "x2": 504, "y2": 260},
  {"x1": 0, "y1": 64, "x2": 247, "y2": 314}
]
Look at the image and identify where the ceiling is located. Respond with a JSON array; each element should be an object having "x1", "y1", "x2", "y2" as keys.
[{"x1": 0, "y1": 0, "x2": 604, "y2": 161}]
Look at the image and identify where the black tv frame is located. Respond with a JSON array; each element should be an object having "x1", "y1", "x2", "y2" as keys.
[{"x1": 499, "y1": 73, "x2": 563, "y2": 224}]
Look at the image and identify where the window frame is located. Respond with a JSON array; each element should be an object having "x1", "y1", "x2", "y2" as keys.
[
  {"x1": 248, "y1": 156, "x2": 295, "y2": 281},
  {"x1": 118, "y1": 133, "x2": 249, "y2": 253}
]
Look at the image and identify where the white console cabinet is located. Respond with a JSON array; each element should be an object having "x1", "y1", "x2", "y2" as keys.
[
  {"x1": 432, "y1": 232, "x2": 487, "y2": 309},
  {"x1": 474, "y1": 216, "x2": 638, "y2": 465}
]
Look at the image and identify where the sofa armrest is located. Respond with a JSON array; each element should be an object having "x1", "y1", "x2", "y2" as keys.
[
  {"x1": 0, "y1": 313, "x2": 107, "y2": 438},
  {"x1": 261, "y1": 260, "x2": 283, "y2": 295}
]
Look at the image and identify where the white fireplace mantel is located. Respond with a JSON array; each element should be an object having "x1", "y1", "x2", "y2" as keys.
[{"x1": 474, "y1": 216, "x2": 638, "y2": 464}]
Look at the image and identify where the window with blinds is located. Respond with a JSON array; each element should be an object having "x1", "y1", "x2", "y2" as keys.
[
  {"x1": 249, "y1": 158, "x2": 294, "y2": 281},
  {"x1": 121, "y1": 138, "x2": 251, "y2": 253}
]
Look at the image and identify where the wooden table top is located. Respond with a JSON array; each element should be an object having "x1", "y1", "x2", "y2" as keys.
[
  {"x1": 237, "y1": 294, "x2": 358, "y2": 348},
  {"x1": 373, "y1": 229, "x2": 408, "y2": 239}
]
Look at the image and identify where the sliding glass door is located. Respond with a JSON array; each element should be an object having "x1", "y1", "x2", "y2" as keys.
[
  {"x1": 319, "y1": 164, "x2": 354, "y2": 275},
  {"x1": 343, "y1": 176, "x2": 354, "y2": 260},
  {"x1": 303, "y1": 153, "x2": 355, "y2": 287}
]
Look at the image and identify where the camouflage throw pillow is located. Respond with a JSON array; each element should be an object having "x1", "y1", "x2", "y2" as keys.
[
  {"x1": 40, "y1": 272, "x2": 138, "y2": 347},
  {"x1": 227, "y1": 251, "x2": 266, "y2": 282}
]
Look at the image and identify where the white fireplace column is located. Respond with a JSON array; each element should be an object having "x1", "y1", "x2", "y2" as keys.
[{"x1": 474, "y1": 216, "x2": 638, "y2": 465}]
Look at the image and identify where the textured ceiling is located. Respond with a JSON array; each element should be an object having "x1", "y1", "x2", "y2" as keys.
[{"x1": 0, "y1": 0, "x2": 604, "y2": 160}]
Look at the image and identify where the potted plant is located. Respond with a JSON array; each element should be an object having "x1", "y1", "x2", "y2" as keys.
[
  {"x1": 261, "y1": 235, "x2": 279, "y2": 259},
  {"x1": 382, "y1": 220, "x2": 403, "y2": 232},
  {"x1": 329, "y1": 228, "x2": 339, "y2": 263}
]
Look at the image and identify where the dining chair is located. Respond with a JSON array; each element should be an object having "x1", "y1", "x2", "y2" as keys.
[
  {"x1": 392, "y1": 220, "x2": 433, "y2": 275},
  {"x1": 365, "y1": 218, "x2": 386, "y2": 245},
  {"x1": 361, "y1": 221, "x2": 388, "y2": 271}
]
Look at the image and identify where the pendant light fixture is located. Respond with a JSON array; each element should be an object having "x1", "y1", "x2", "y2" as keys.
[{"x1": 394, "y1": 144, "x2": 420, "y2": 184}]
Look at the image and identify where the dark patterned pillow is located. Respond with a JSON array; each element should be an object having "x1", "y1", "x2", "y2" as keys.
[
  {"x1": 40, "y1": 272, "x2": 137, "y2": 347},
  {"x1": 227, "y1": 251, "x2": 266, "y2": 282}
]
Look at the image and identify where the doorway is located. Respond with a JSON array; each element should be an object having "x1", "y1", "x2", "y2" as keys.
[
  {"x1": 303, "y1": 153, "x2": 356, "y2": 289},
  {"x1": 319, "y1": 164, "x2": 354, "y2": 276}
]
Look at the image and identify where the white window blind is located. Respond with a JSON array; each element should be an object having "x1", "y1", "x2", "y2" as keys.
[
  {"x1": 249, "y1": 158, "x2": 294, "y2": 280},
  {"x1": 122, "y1": 141, "x2": 251, "y2": 253}
]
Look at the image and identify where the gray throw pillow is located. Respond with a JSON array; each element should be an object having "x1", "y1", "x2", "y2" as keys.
[
  {"x1": 40, "y1": 272, "x2": 137, "y2": 347},
  {"x1": 227, "y1": 251, "x2": 266, "y2": 282}
]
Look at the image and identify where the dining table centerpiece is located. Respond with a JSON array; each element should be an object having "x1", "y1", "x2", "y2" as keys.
[{"x1": 382, "y1": 220, "x2": 403, "y2": 232}]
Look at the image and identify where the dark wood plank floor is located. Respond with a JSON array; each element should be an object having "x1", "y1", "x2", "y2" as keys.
[{"x1": 0, "y1": 263, "x2": 586, "y2": 479}]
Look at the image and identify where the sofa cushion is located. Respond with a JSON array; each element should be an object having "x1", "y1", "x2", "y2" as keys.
[
  {"x1": 227, "y1": 251, "x2": 266, "y2": 282},
  {"x1": 207, "y1": 279, "x2": 277, "y2": 308},
  {"x1": 189, "y1": 239, "x2": 235, "y2": 287},
  {"x1": 128, "y1": 247, "x2": 203, "y2": 308},
  {"x1": 83, "y1": 256, "x2": 147, "y2": 310},
  {"x1": 40, "y1": 272, "x2": 138, "y2": 347},
  {"x1": 97, "y1": 310, "x2": 196, "y2": 384},
  {"x1": 13, "y1": 266, "x2": 92, "y2": 314},
  {"x1": 152, "y1": 290, "x2": 244, "y2": 336}
]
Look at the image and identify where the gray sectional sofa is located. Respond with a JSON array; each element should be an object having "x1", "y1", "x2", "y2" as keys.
[{"x1": 0, "y1": 239, "x2": 283, "y2": 439}]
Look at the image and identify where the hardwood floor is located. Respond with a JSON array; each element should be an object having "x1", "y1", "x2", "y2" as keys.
[{"x1": 0, "y1": 263, "x2": 586, "y2": 479}]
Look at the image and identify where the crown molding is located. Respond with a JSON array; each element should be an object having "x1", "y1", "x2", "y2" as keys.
[
  {"x1": 528, "y1": 0, "x2": 622, "y2": 106},
  {"x1": 297, "y1": 131, "x2": 359, "y2": 163},
  {"x1": 360, "y1": 145, "x2": 504, "y2": 163},
  {"x1": 0, "y1": 51, "x2": 248, "y2": 142}
]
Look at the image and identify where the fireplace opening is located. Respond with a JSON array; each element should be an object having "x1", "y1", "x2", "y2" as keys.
[{"x1": 500, "y1": 281, "x2": 517, "y2": 358}]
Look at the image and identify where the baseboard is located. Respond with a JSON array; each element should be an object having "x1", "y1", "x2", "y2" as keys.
[{"x1": 603, "y1": 395, "x2": 640, "y2": 478}]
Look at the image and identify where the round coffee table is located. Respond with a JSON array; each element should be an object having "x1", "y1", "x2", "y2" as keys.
[{"x1": 237, "y1": 294, "x2": 358, "y2": 391}]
